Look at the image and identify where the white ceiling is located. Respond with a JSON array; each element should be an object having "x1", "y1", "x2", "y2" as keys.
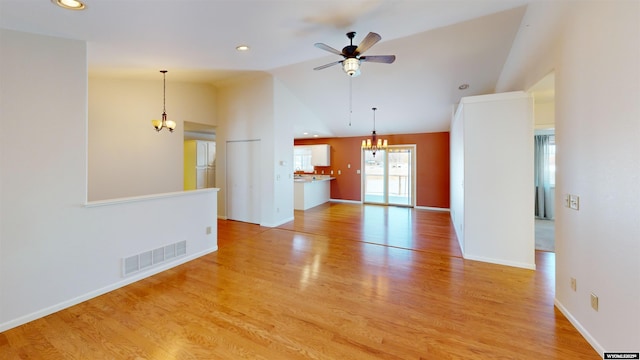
[{"x1": 0, "y1": 0, "x2": 542, "y2": 138}]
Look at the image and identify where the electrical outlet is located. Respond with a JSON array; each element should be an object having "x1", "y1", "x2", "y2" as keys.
[
  {"x1": 570, "y1": 277, "x2": 577, "y2": 291},
  {"x1": 564, "y1": 194, "x2": 571, "y2": 208},
  {"x1": 590, "y1": 293, "x2": 599, "y2": 311},
  {"x1": 206, "y1": 226, "x2": 212, "y2": 235}
]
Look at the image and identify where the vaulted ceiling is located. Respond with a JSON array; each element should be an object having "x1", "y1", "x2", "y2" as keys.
[{"x1": 1, "y1": 0, "x2": 548, "y2": 138}]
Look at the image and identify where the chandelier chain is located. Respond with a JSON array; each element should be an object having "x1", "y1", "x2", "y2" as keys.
[
  {"x1": 372, "y1": 107, "x2": 377, "y2": 131},
  {"x1": 151, "y1": 69, "x2": 176, "y2": 133},
  {"x1": 161, "y1": 70, "x2": 167, "y2": 114},
  {"x1": 349, "y1": 77, "x2": 353, "y2": 126}
]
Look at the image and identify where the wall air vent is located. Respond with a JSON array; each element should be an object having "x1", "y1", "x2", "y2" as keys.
[{"x1": 122, "y1": 240, "x2": 187, "y2": 277}]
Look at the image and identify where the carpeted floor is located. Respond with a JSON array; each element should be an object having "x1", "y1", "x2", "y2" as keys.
[{"x1": 535, "y1": 219, "x2": 555, "y2": 252}]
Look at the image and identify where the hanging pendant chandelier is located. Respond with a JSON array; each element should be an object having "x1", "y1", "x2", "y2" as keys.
[
  {"x1": 151, "y1": 70, "x2": 176, "y2": 133},
  {"x1": 361, "y1": 107, "x2": 388, "y2": 157}
]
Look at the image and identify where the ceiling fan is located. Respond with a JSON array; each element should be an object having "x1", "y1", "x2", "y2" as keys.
[{"x1": 313, "y1": 31, "x2": 396, "y2": 77}]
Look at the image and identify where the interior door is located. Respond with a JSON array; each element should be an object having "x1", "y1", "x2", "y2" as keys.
[
  {"x1": 226, "y1": 140, "x2": 261, "y2": 224},
  {"x1": 363, "y1": 145, "x2": 414, "y2": 207}
]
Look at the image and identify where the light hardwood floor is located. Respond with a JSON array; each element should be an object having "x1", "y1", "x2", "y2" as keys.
[{"x1": 0, "y1": 203, "x2": 598, "y2": 359}]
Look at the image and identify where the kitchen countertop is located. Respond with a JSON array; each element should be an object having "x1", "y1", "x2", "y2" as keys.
[{"x1": 294, "y1": 175, "x2": 335, "y2": 183}]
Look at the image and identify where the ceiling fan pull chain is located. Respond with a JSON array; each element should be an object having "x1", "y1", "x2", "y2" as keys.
[{"x1": 349, "y1": 77, "x2": 353, "y2": 126}]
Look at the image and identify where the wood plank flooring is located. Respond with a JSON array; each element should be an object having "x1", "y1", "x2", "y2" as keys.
[{"x1": 1, "y1": 202, "x2": 598, "y2": 359}]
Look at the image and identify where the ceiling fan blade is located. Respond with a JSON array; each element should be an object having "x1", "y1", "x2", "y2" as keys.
[
  {"x1": 360, "y1": 55, "x2": 396, "y2": 64},
  {"x1": 355, "y1": 32, "x2": 381, "y2": 55},
  {"x1": 313, "y1": 60, "x2": 342, "y2": 71},
  {"x1": 314, "y1": 43, "x2": 343, "y2": 56}
]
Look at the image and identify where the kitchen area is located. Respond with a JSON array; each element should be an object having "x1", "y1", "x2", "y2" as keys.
[{"x1": 293, "y1": 144, "x2": 335, "y2": 210}]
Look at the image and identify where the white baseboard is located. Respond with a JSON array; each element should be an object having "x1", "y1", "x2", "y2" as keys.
[
  {"x1": 261, "y1": 216, "x2": 295, "y2": 228},
  {"x1": 463, "y1": 253, "x2": 536, "y2": 270},
  {"x1": 0, "y1": 247, "x2": 217, "y2": 333},
  {"x1": 329, "y1": 199, "x2": 362, "y2": 204},
  {"x1": 554, "y1": 298, "x2": 605, "y2": 356},
  {"x1": 327, "y1": 200, "x2": 450, "y2": 212},
  {"x1": 415, "y1": 206, "x2": 450, "y2": 212}
]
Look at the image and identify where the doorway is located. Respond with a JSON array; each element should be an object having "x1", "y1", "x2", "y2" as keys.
[
  {"x1": 362, "y1": 145, "x2": 415, "y2": 206},
  {"x1": 529, "y1": 72, "x2": 556, "y2": 252},
  {"x1": 183, "y1": 121, "x2": 217, "y2": 190},
  {"x1": 534, "y1": 130, "x2": 556, "y2": 251}
]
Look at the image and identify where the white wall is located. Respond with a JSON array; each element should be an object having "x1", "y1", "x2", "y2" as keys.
[
  {"x1": 215, "y1": 73, "x2": 287, "y2": 227},
  {"x1": 0, "y1": 29, "x2": 218, "y2": 331},
  {"x1": 216, "y1": 73, "x2": 270, "y2": 222},
  {"x1": 215, "y1": 74, "x2": 303, "y2": 227},
  {"x1": 497, "y1": 1, "x2": 640, "y2": 354},
  {"x1": 88, "y1": 77, "x2": 217, "y2": 201},
  {"x1": 451, "y1": 92, "x2": 535, "y2": 270},
  {"x1": 534, "y1": 101, "x2": 555, "y2": 129},
  {"x1": 449, "y1": 105, "x2": 465, "y2": 253},
  {"x1": 272, "y1": 78, "x2": 304, "y2": 223},
  {"x1": 554, "y1": 2, "x2": 640, "y2": 353}
]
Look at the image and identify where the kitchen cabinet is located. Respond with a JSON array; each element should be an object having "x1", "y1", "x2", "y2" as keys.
[
  {"x1": 310, "y1": 144, "x2": 330, "y2": 166},
  {"x1": 184, "y1": 140, "x2": 215, "y2": 190}
]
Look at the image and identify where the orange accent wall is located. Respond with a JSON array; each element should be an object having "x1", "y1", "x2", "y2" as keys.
[{"x1": 295, "y1": 132, "x2": 450, "y2": 208}]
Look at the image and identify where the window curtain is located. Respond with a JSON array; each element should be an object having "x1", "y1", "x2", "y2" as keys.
[{"x1": 534, "y1": 135, "x2": 554, "y2": 219}]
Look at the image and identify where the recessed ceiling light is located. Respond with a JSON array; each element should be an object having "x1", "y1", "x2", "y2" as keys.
[
  {"x1": 458, "y1": 83, "x2": 469, "y2": 90},
  {"x1": 51, "y1": 0, "x2": 85, "y2": 10},
  {"x1": 313, "y1": 134, "x2": 319, "y2": 138},
  {"x1": 303, "y1": 132, "x2": 309, "y2": 135},
  {"x1": 235, "y1": 45, "x2": 250, "y2": 51}
]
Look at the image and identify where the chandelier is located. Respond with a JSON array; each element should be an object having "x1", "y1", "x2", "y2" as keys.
[
  {"x1": 361, "y1": 107, "x2": 388, "y2": 157},
  {"x1": 151, "y1": 70, "x2": 176, "y2": 133}
]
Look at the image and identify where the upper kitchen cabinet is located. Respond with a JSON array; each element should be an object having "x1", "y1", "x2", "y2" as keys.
[{"x1": 311, "y1": 144, "x2": 330, "y2": 166}]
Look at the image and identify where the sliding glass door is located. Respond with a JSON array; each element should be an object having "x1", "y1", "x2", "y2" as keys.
[
  {"x1": 363, "y1": 149, "x2": 386, "y2": 204},
  {"x1": 363, "y1": 145, "x2": 414, "y2": 206}
]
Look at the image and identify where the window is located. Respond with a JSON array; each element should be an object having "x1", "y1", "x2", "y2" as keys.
[{"x1": 294, "y1": 146, "x2": 314, "y2": 173}]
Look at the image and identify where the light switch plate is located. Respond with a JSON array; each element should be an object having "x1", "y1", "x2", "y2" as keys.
[
  {"x1": 569, "y1": 195, "x2": 579, "y2": 210},
  {"x1": 590, "y1": 293, "x2": 598, "y2": 311}
]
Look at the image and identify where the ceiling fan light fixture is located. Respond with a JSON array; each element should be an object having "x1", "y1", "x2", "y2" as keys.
[
  {"x1": 51, "y1": 0, "x2": 85, "y2": 10},
  {"x1": 314, "y1": 32, "x2": 394, "y2": 77},
  {"x1": 342, "y1": 58, "x2": 360, "y2": 77}
]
